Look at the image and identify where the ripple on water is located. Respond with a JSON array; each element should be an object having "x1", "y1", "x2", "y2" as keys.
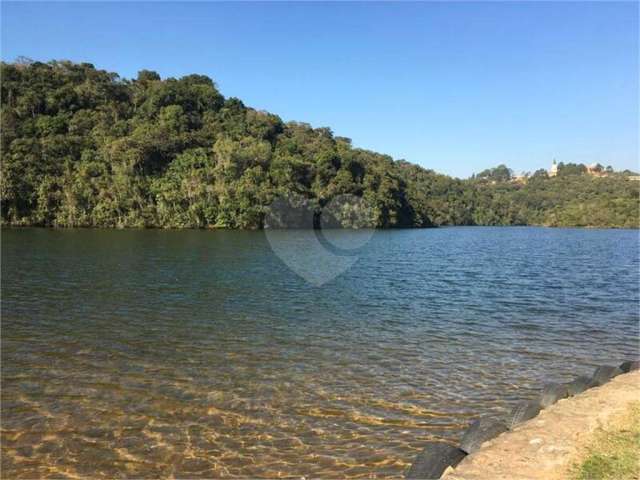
[{"x1": 2, "y1": 227, "x2": 639, "y2": 478}]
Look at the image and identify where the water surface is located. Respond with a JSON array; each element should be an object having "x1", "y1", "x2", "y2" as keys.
[{"x1": 2, "y1": 227, "x2": 638, "y2": 478}]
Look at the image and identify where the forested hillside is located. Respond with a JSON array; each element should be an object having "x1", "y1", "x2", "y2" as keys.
[{"x1": 1, "y1": 60, "x2": 638, "y2": 229}]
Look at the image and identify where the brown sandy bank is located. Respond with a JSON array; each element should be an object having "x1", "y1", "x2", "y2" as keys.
[{"x1": 442, "y1": 371, "x2": 640, "y2": 480}]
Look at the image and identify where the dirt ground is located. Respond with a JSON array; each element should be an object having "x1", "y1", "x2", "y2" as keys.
[{"x1": 442, "y1": 370, "x2": 640, "y2": 480}]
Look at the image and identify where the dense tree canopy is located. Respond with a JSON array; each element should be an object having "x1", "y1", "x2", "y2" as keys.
[{"x1": 1, "y1": 60, "x2": 638, "y2": 229}]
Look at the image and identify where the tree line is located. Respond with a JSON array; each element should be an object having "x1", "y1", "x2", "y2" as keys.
[{"x1": 1, "y1": 60, "x2": 638, "y2": 229}]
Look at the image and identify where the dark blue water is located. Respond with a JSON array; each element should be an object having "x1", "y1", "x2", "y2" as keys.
[{"x1": 2, "y1": 227, "x2": 638, "y2": 478}]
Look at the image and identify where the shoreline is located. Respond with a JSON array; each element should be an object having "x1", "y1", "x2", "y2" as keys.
[
  {"x1": 442, "y1": 371, "x2": 640, "y2": 480},
  {"x1": 2, "y1": 224, "x2": 638, "y2": 231}
]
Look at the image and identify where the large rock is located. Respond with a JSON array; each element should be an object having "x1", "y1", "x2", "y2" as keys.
[
  {"x1": 537, "y1": 383, "x2": 569, "y2": 408},
  {"x1": 459, "y1": 418, "x2": 508, "y2": 454},
  {"x1": 589, "y1": 365, "x2": 623, "y2": 387},
  {"x1": 564, "y1": 376, "x2": 591, "y2": 396},
  {"x1": 406, "y1": 442, "x2": 466, "y2": 479},
  {"x1": 620, "y1": 360, "x2": 640, "y2": 373},
  {"x1": 507, "y1": 401, "x2": 541, "y2": 430}
]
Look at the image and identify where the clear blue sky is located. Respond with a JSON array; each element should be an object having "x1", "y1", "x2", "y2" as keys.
[{"x1": 2, "y1": 2, "x2": 638, "y2": 178}]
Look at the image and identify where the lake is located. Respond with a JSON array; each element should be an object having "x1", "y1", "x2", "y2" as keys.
[{"x1": 2, "y1": 227, "x2": 638, "y2": 478}]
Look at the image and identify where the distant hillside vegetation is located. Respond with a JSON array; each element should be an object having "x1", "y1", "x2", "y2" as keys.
[{"x1": 1, "y1": 60, "x2": 638, "y2": 228}]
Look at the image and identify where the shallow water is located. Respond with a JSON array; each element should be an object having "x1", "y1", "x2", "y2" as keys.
[{"x1": 2, "y1": 227, "x2": 638, "y2": 478}]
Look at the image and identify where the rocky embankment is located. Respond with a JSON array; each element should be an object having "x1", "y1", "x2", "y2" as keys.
[{"x1": 406, "y1": 361, "x2": 640, "y2": 480}]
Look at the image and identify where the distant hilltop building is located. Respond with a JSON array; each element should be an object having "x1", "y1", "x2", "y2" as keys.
[
  {"x1": 585, "y1": 163, "x2": 606, "y2": 177},
  {"x1": 548, "y1": 160, "x2": 610, "y2": 178},
  {"x1": 512, "y1": 172, "x2": 528, "y2": 183}
]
